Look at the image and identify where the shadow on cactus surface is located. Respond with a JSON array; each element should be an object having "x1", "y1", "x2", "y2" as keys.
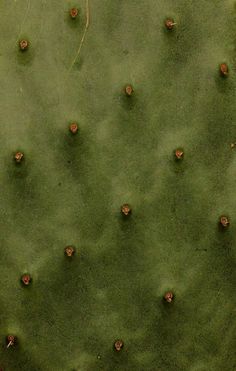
[{"x1": 0, "y1": 0, "x2": 236, "y2": 370}]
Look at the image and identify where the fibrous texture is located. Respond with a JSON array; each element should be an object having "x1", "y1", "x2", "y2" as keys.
[{"x1": 0, "y1": 1, "x2": 235, "y2": 370}]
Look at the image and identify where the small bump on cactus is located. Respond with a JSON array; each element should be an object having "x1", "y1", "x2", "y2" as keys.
[
  {"x1": 21, "y1": 274, "x2": 31, "y2": 286},
  {"x1": 164, "y1": 291, "x2": 174, "y2": 303},
  {"x1": 14, "y1": 152, "x2": 24, "y2": 163},
  {"x1": 69, "y1": 123, "x2": 78, "y2": 134},
  {"x1": 220, "y1": 216, "x2": 230, "y2": 228},
  {"x1": 165, "y1": 19, "x2": 176, "y2": 30},
  {"x1": 175, "y1": 149, "x2": 184, "y2": 160},
  {"x1": 70, "y1": 8, "x2": 79, "y2": 19},
  {"x1": 6, "y1": 335, "x2": 16, "y2": 348},
  {"x1": 65, "y1": 246, "x2": 75, "y2": 257},
  {"x1": 19, "y1": 40, "x2": 29, "y2": 51},
  {"x1": 125, "y1": 85, "x2": 133, "y2": 97},
  {"x1": 121, "y1": 204, "x2": 132, "y2": 216},
  {"x1": 220, "y1": 63, "x2": 228, "y2": 77},
  {"x1": 114, "y1": 339, "x2": 124, "y2": 352}
]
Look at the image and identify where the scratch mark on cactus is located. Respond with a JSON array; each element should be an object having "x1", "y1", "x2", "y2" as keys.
[
  {"x1": 16, "y1": 0, "x2": 31, "y2": 43},
  {"x1": 68, "y1": 0, "x2": 90, "y2": 72}
]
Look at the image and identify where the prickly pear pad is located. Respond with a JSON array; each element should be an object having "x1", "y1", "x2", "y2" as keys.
[{"x1": 0, "y1": 1, "x2": 235, "y2": 370}]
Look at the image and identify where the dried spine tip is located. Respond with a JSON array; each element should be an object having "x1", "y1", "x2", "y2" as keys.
[
  {"x1": 19, "y1": 39, "x2": 29, "y2": 51},
  {"x1": 220, "y1": 63, "x2": 228, "y2": 76},
  {"x1": 125, "y1": 85, "x2": 133, "y2": 96},
  {"x1": 6, "y1": 335, "x2": 16, "y2": 348},
  {"x1": 121, "y1": 204, "x2": 131, "y2": 216},
  {"x1": 14, "y1": 152, "x2": 24, "y2": 163},
  {"x1": 175, "y1": 149, "x2": 184, "y2": 160},
  {"x1": 220, "y1": 216, "x2": 230, "y2": 228},
  {"x1": 114, "y1": 339, "x2": 124, "y2": 351},
  {"x1": 164, "y1": 291, "x2": 174, "y2": 303},
  {"x1": 70, "y1": 8, "x2": 79, "y2": 19},
  {"x1": 69, "y1": 123, "x2": 78, "y2": 134},
  {"x1": 21, "y1": 274, "x2": 31, "y2": 286},
  {"x1": 65, "y1": 246, "x2": 75, "y2": 257},
  {"x1": 165, "y1": 19, "x2": 176, "y2": 30}
]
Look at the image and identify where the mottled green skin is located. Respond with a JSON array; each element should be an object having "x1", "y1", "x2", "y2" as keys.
[{"x1": 0, "y1": 0, "x2": 236, "y2": 370}]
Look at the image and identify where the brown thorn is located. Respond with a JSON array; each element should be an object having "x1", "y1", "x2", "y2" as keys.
[
  {"x1": 165, "y1": 19, "x2": 176, "y2": 30},
  {"x1": 114, "y1": 339, "x2": 124, "y2": 351},
  {"x1": 164, "y1": 291, "x2": 174, "y2": 303},
  {"x1": 19, "y1": 39, "x2": 29, "y2": 51},
  {"x1": 220, "y1": 63, "x2": 228, "y2": 77},
  {"x1": 220, "y1": 216, "x2": 230, "y2": 228},
  {"x1": 65, "y1": 246, "x2": 75, "y2": 257},
  {"x1": 121, "y1": 204, "x2": 131, "y2": 216},
  {"x1": 14, "y1": 152, "x2": 24, "y2": 163},
  {"x1": 69, "y1": 123, "x2": 78, "y2": 134},
  {"x1": 21, "y1": 274, "x2": 31, "y2": 285},
  {"x1": 125, "y1": 85, "x2": 133, "y2": 96},
  {"x1": 70, "y1": 8, "x2": 79, "y2": 19},
  {"x1": 175, "y1": 149, "x2": 184, "y2": 160}
]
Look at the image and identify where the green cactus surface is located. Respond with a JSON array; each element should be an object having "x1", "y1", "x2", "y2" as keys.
[{"x1": 0, "y1": 0, "x2": 236, "y2": 370}]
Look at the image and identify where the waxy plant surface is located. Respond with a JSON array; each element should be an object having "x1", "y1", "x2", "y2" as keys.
[{"x1": 0, "y1": 0, "x2": 235, "y2": 370}]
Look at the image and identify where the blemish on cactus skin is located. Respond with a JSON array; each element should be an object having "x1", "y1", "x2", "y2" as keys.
[
  {"x1": 164, "y1": 291, "x2": 174, "y2": 303},
  {"x1": 220, "y1": 216, "x2": 230, "y2": 228},
  {"x1": 65, "y1": 246, "x2": 75, "y2": 257},
  {"x1": 70, "y1": 8, "x2": 79, "y2": 19},
  {"x1": 220, "y1": 63, "x2": 228, "y2": 77},
  {"x1": 14, "y1": 152, "x2": 24, "y2": 163},
  {"x1": 68, "y1": 0, "x2": 90, "y2": 72},
  {"x1": 175, "y1": 149, "x2": 184, "y2": 160},
  {"x1": 21, "y1": 274, "x2": 31, "y2": 286},
  {"x1": 125, "y1": 85, "x2": 133, "y2": 97},
  {"x1": 114, "y1": 339, "x2": 124, "y2": 352},
  {"x1": 121, "y1": 204, "x2": 131, "y2": 216},
  {"x1": 69, "y1": 123, "x2": 78, "y2": 134},
  {"x1": 6, "y1": 335, "x2": 16, "y2": 348},
  {"x1": 165, "y1": 19, "x2": 176, "y2": 30},
  {"x1": 19, "y1": 40, "x2": 29, "y2": 51}
]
